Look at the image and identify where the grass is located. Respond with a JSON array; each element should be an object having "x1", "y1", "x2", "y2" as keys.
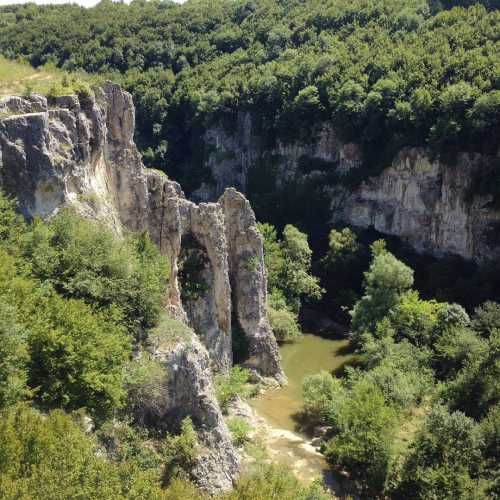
[
  {"x1": 148, "y1": 312, "x2": 194, "y2": 348},
  {"x1": 0, "y1": 56, "x2": 100, "y2": 97}
]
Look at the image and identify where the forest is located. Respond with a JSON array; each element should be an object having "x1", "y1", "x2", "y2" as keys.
[{"x1": 0, "y1": 0, "x2": 499, "y2": 498}]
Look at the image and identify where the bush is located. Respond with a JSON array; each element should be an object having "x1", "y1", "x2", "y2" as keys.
[
  {"x1": 226, "y1": 463, "x2": 331, "y2": 500},
  {"x1": 350, "y1": 246, "x2": 414, "y2": 342},
  {"x1": 480, "y1": 404, "x2": 500, "y2": 463},
  {"x1": 162, "y1": 417, "x2": 199, "y2": 485},
  {"x1": 324, "y1": 380, "x2": 397, "y2": 492},
  {"x1": 24, "y1": 210, "x2": 169, "y2": 334},
  {"x1": 215, "y1": 366, "x2": 250, "y2": 413},
  {"x1": 267, "y1": 305, "x2": 301, "y2": 342},
  {"x1": 123, "y1": 353, "x2": 169, "y2": 427},
  {"x1": 0, "y1": 404, "x2": 165, "y2": 499},
  {"x1": 472, "y1": 301, "x2": 500, "y2": 337},
  {"x1": 0, "y1": 300, "x2": 29, "y2": 408},
  {"x1": 227, "y1": 417, "x2": 252, "y2": 447},
  {"x1": 396, "y1": 405, "x2": 484, "y2": 499},
  {"x1": 445, "y1": 330, "x2": 500, "y2": 419},
  {"x1": 302, "y1": 371, "x2": 345, "y2": 425},
  {"x1": 28, "y1": 293, "x2": 130, "y2": 421},
  {"x1": 258, "y1": 222, "x2": 322, "y2": 315}
]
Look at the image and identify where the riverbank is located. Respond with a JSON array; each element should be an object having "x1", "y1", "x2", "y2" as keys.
[
  {"x1": 231, "y1": 333, "x2": 360, "y2": 498},
  {"x1": 251, "y1": 333, "x2": 357, "y2": 432}
]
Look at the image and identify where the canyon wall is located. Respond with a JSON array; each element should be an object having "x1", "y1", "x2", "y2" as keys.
[
  {"x1": 193, "y1": 113, "x2": 500, "y2": 261},
  {"x1": 0, "y1": 84, "x2": 284, "y2": 492}
]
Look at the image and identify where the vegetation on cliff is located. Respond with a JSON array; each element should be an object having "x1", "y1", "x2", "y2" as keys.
[{"x1": 0, "y1": 190, "x2": 333, "y2": 499}]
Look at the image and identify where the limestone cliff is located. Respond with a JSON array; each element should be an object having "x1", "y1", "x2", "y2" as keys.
[
  {"x1": 194, "y1": 114, "x2": 500, "y2": 261},
  {"x1": 0, "y1": 84, "x2": 285, "y2": 491}
]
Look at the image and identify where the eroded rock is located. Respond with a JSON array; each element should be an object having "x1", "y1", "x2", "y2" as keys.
[
  {"x1": 0, "y1": 82, "x2": 285, "y2": 492},
  {"x1": 196, "y1": 114, "x2": 500, "y2": 261}
]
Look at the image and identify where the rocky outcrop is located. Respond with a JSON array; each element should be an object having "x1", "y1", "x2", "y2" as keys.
[
  {"x1": 220, "y1": 188, "x2": 283, "y2": 382},
  {"x1": 195, "y1": 114, "x2": 500, "y2": 261},
  {"x1": 0, "y1": 84, "x2": 285, "y2": 491},
  {"x1": 332, "y1": 148, "x2": 500, "y2": 260},
  {"x1": 146, "y1": 325, "x2": 239, "y2": 493}
]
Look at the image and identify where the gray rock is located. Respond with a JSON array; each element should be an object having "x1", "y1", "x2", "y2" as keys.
[
  {"x1": 0, "y1": 83, "x2": 286, "y2": 492},
  {"x1": 147, "y1": 327, "x2": 239, "y2": 493},
  {"x1": 197, "y1": 114, "x2": 500, "y2": 261}
]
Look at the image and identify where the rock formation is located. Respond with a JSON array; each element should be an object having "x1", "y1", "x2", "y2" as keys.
[
  {"x1": 194, "y1": 114, "x2": 500, "y2": 261},
  {"x1": 0, "y1": 83, "x2": 285, "y2": 491}
]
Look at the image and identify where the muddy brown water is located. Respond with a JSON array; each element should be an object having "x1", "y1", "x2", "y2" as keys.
[
  {"x1": 249, "y1": 333, "x2": 358, "y2": 494},
  {"x1": 252, "y1": 333, "x2": 356, "y2": 432}
]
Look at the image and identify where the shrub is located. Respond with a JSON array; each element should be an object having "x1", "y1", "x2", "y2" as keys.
[
  {"x1": 123, "y1": 353, "x2": 169, "y2": 427},
  {"x1": 472, "y1": 301, "x2": 500, "y2": 337},
  {"x1": 0, "y1": 404, "x2": 165, "y2": 499},
  {"x1": 267, "y1": 305, "x2": 301, "y2": 342},
  {"x1": 226, "y1": 463, "x2": 331, "y2": 500},
  {"x1": 162, "y1": 417, "x2": 200, "y2": 485},
  {"x1": 0, "y1": 300, "x2": 29, "y2": 407},
  {"x1": 28, "y1": 294, "x2": 130, "y2": 421},
  {"x1": 396, "y1": 405, "x2": 484, "y2": 499},
  {"x1": 302, "y1": 371, "x2": 345, "y2": 425},
  {"x1": 324, "y1": 380, "x2": 397, "y2": 492},
  {"x1": 445, "y1": 330, "x2": 500, "y2": 419},
  {"x1": 24, "y1": 210, "x2": 169, "y2": 334},
  {"x1": 350, "y1": 246, "x2": 414, "y2": 343},
  {"x1": 227, "y1": 417, "x2": 252, "y2": 447},
  {"x1": 215, "y1": 366, "x2": 250, "y2": 413}
]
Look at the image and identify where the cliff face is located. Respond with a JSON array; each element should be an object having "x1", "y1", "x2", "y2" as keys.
[
  {"x1": 195, "y1": 114, "x2": 500, "y2": 261},
  {"x1": 0, "y1": 84, "x2": 285, "y2": 491}
]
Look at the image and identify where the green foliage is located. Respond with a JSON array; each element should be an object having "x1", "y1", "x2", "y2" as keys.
[
  {"x1": 280, "y1": 225, "x2": 324, "y2": 311},
  {"x1": 0, "y1": 300, "x2": 29, "y2": 407},
  {"x1": 215, "y1": 366, "x2": 250, "y2": 413},
  {"x1": 24, "y1": 210, "x2": 169, "y2": 334},
  {"x1": 433, "y1": 326, "x2": 484, "y2": 379},
  {"x1": 0, "y1": 404, "x2": 166, "y2": 499},
  {"x1": 350, "y1": 244, "x2": 414, "y2": 342},
  {"x1": 27, "y1": 292, "x2": 130, "y2": 421},
  {"x1": 123, "y1": 353, "x2": 169, "y2": 427},
  {"x1": 302, "y1": 371, "x2": 345, "y2": 425},
  {"x1": 227, "y1": 417, "x2": 252, "y2": 447},
  {"x1": 324, "y1": 380, "x2": 397, "y2": 492},
  {"x1": 258, "y1": 222, "x2": 322, "y2": 341},
  {"x1": 225, "y1": 463, "x2": 331, "y2": 500},
  {"x1": 396, "y1": 405, "x2": 484, "y2": 499},
  {"x1": 98, "y1": 420, "x2": 163, "y2": 473},
  {"x1": 480, "y1": 404, "x2": 500, "y2": 464},
  {"x1": 389, "y1": 291, "x2": 442, "y2": 347},
  {"x1": 259, "y1": 223, "x2": 323, "y2": 313},
  {"x1": 267, "y1": 305, "x2": 301, "y2": 342},
  {"x1": 0, "y1": 192, "x2": 169, "y2": 420},
  {"x1": 162, "y1": 417, "x2": 199, "y2": 485},
  {"x1": 445, "y1": 329, "x2": 500, "y2": 419},
  {"x1": 472, "y1": 301, "x2": 500, "y2": 337}
]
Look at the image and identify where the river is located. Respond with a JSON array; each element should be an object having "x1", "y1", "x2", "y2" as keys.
[
  {"x1": 248, "y1": 333, "x2": 358, "y2": 493},
  {"x1": 252, "y1": 333, "x2": 355, "y2": 432}
]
